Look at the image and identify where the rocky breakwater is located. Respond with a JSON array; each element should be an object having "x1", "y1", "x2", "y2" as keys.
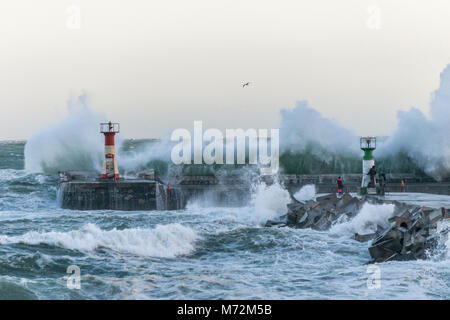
[{"x1": 266, "y1": 193, "x2": 450, "y2": 263}]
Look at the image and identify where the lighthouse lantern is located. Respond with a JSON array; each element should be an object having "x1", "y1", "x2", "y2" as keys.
[
  {"x1": 360, "y1": 137, "x2": 376, "y2": 151},
  {"x1": 100, "y1": 122, "x2": 120, "y2": 179}
]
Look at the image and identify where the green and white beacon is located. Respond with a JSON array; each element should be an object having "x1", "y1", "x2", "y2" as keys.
[{"x1": 359, "y1": 136, "x2": 376, "y2": 195}]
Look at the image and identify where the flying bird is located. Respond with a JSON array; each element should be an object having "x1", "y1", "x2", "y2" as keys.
[{"x1": 242, "y1": 82, "x2": 250, "y2": 88}]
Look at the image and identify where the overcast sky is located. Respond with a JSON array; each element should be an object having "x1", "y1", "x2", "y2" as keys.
[{"x1": 1, "y1": 0, "x2": 450, "y2": 139}]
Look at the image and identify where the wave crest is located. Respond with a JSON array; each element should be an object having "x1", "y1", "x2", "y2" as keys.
[{"x1": 0, "y1": 223, "x2": 199, "y2": 258}]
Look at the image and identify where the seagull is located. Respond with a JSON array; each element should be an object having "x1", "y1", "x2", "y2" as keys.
[{"x1": 242, "y1": 82, "x2": 250, "y2": 88}]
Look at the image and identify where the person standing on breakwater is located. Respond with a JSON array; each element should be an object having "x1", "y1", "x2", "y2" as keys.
[
  {"x1": 336, "y1": 176, "x2": 344, "y2": 195},
  {"x1": 367, "y1": 165, "x2": 377, "y2": 187}
]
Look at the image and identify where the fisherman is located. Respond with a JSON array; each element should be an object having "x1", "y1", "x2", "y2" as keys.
[
  {"x1": 401, "y1": 180, "x2": 406, "y2": 192},
  {"x1": 336, "y1": 176, "x2": 344, "y2": 195},
  {"x1": 367, "y1": 165, "x2": 377, "y2": 187}
]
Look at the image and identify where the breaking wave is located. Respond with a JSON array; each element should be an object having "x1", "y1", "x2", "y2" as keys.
[
  {"x1": 377, "y1": 64, "x2": 450, "y2": 180},
  {"x1": 329, "y1": 202, "x2": 396, "y2": 236},
  {"x1": 0, "y1": 223, "x2": 199, "y2": 258},
  {"x1": 24, "y1": 94, "x2": 105, "y2": 174},
  {"x1": 23, "y1": 66, "x2": 450, "y2": 181},
  {"x1": 436, "y1": 219, "x2": 450, "y2": 260},
  {"x1": 185, "y1": 180, "x2": 292, "y2": 225},
  {"x1": 248, "y1": 182, "x2": 291, "y2": 224},
  {"x1": 293, "y1": 184, "x2": 316, "y2": 202}
]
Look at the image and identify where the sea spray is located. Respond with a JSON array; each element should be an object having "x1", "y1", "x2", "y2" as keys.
[
  {"x1": 277, "y1": 63, "x2": 450, "y2": 178},
  {"x1": 377, "y1": 64, "x2": 450, "y2": 180},
  {"x1": 435, "y1": 219, "x2": 450, "y2": 260},
  {"x1": 279, "y1": 101, "x2": 359, "y2": 155},
  {"x1": 119, "y1": 135, "x2": 175, "y2": 176},
  {"x1": 247, "y1": 182, "x2": 291, "y2": 224},
  {"x1": 23, "y1": 93, "x2": 450, "y2": 178},
  {"x1": 23, "y1": 94, "x2": 175, "y2": 176},
  {"x1": 0, "y1": 223, "x2": 199, "y2": 258},
  {"x1": 293, "y1": 184, "x2": 316, "y2": 202},
  {"x1": 329, "y1": 202, "x2": 395, "y2": 237},
  {"x1": 24, "y1": 94, "x2": 105, "y2": 173},
  {"x1": 184, "y1": 179, "x2": 291, "y2": 225}
]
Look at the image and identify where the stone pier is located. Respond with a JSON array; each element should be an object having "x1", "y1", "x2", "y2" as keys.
[
  {"x1": 58, "y1": 171, "x2": 183, "y2": 211},
  {"x1": 58, "y1": 172, "x2": 450, "y2": 211}
]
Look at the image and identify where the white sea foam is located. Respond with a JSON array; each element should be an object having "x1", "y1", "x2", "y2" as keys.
[
  {"x1": 184, "y1": 180, "x2": 291, "y2": 225},
  {"x1": 329, "y1": 202, "x2": 396, "y2": 236},
  {"x1": 247, "y1": 182, "x2": 291, "y2": 224},
  {"x1": 0, "y1": 223, "x2": 199, "y2": 258},
  {"x1": 436, "y1": 219, "x2": 450, "y2": 260},
  {"x1": 293, "y1": 184, "x2": 316, "y2": 202}
]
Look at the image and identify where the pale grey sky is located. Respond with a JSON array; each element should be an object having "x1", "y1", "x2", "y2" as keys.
[{"x1": 1, "y1": 0, "x2": 450, "y2": 139}]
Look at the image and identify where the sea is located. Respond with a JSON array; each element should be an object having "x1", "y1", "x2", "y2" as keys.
[{"x1": 0, "y1": 140, "x2": 449, "y2": 299}]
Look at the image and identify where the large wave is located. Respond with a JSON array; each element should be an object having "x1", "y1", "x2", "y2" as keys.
[
  {"x1": 185, "y1": 180, "x2": 292, "y2": 225},
  {"x1": 24, "y1": 94, "x2": 105, "y2": 174},
  {"x1": 280, "y1": 101, "x2": 359, "y2": 155},
  {"x1": 23, "y1": 65, "x2": 450, "y2": 180},
  {"x1": 277, "y1": 64, "x2": 450, "y2": 179},
  {"x1": 247, "y1": 181, "x2": 291, "y2": 224},
  {"x1": 293, "y1": 184, "x2": 316, "y2": 202},
  {"x1": 377, "y1": 64, "x2": 450, "y2": 180},
  {"x1": 329, "y1": 202, "x2": 396, "y2": 237},
  {"x1": 0, "y1": 223, "x2": 199, "y2": 258}
]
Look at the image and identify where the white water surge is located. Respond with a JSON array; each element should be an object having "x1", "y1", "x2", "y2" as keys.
[
  {"x1": 330, "y1": 202, "x2": 396, "y2": 236},
  {"x1": 0, "y1": 223, "x2": 199, "y2": 258}
]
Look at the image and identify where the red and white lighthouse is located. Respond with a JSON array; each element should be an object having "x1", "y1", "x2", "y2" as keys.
[{"x1": 100, "y1": 121, "x2": 120, "y2": 179}]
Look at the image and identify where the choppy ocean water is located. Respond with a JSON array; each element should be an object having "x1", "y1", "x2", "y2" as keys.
[{"x1": 0, "y1": 141, "x2": 449, "y2": 299}]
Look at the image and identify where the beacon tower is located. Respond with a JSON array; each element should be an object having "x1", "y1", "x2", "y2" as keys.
[
  {"x1": 360, "y1": 136, "x2": 376, "y2": 195},
  {"x1": 100, "y1": 122, "x2": 120, "y2": 179}
]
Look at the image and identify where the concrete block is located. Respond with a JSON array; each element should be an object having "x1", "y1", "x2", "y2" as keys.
[
  {"x1": 388, "y1": 216, "x2": 412, "y2": 229},
  {"x1": 425, "y1": 209, "x2": 443, "y2": 225},
  {"x1": 353, "y1": 232, "x2": 377, "y2": 242},
  {"x1": 315, "y1": 193, "x2": 337, "y2": 203},
  {"x1": 336, "y1": 193, "x2": 353, "y2": 208}
]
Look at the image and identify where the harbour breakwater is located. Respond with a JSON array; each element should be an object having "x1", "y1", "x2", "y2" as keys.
[
  {"x1": 57, "y1": 170, "x2": 450, "y2": 265},
  {"x1": 58, "y1": 171, "x2": 185, "y2": 210},
  {"x1": 58, "y1": 171, "x2": 450, "y2": 210},
  {"x1": 266, "y1": 192, "x2": 450, "y2": 263},
  {"x1": 174, "y1": 173, "x2": 450, "y2": 196}
]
